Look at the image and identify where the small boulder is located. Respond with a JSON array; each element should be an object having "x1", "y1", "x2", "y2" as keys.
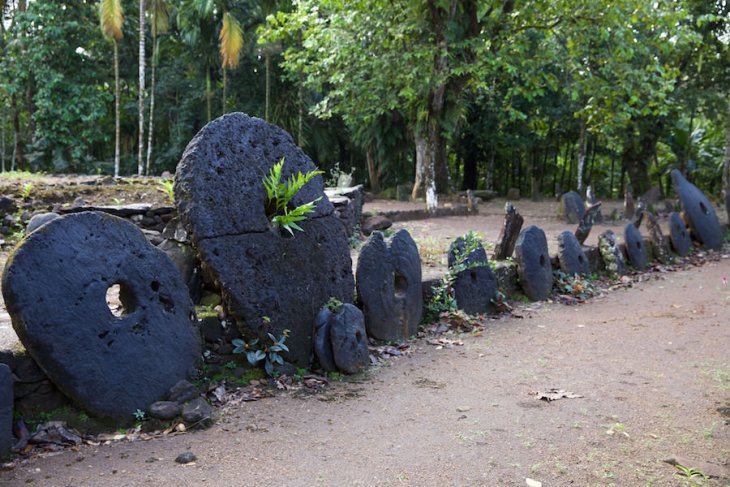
[
  {"x1": 149, "y1": 401, "x2": 183, "y2": 421},
  {"x1": 514, "y1": 226, "x2": 552, "y2": 300},
  {"x1": 329, "y1": 304, "x2": 369, "y2": 374},
  {"x1": 598, "y1": 230, "x2": 628, "y2": 275},
  {"x1": 168, "y1": 380, "x2": 200, "y2": 404},
  {"x1": 556, "y1": 231, "x2": 590, "y2": 275},
  {"x1": 175, "y1": 452, "x2": 197, "y2": 464},
  {"x1": 558, "y1": 191, "x2": 585, "y2": 224},
  {"x1": 181, "y1": 397, "x2": 212, "y2": 427},
  {"x1": 313, "y1": 308, "x2": 337, "y2": 372},
  {"x1": 671, "y1": 169, "x2": 722, "y2": 250},
  {"x1": 361, "y1": 215, "x2": 392, "y2": 236},
  {"x1": 25, "y1": 212, "x2": 60, "y2": 234},
  {"x1": 623, "y1": 224, "x2": 647, "y2": 271},
  {"x1": 668, "y1": 212, "x2": 691, "y2": 257},
  {"x1": 448, "y1": 234, "x2": 497, "y2": 314}
]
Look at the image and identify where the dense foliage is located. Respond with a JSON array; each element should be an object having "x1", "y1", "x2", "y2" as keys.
[{"x1": 1, "y1": 0, "x2": 729, "y2": 201}]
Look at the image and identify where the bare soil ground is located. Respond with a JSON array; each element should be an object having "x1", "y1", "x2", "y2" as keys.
[{"x1": 0, "y1": 177, "x2": 728, "y2": 486}]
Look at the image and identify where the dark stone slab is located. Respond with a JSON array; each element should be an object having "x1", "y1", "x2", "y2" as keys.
[
  {"x1": 181, "y1": 397, "x2": 212, "y2": 427},
  {"x1": 362, "y1": 215, "x2": 392, "y2": 236},
  {"x1": 356, "y1": 230, "x2": 422, "y2": 341},
  {"x1": 2, "y1": 212, "x2": 201, "y2": 420},
  {"x1": 668, "y1": 211, "x2": 691, "y2": 257},
  {"x1": 174, "y1": 113, "x2": 354, "y2": 366},
  {"x1": 725, "y1": 190, "x2": 730, "y2": 226},
  {"x1": 558, "y1": 191, "x2": 585, "y2": 224},
  {"x1": 643, "y1": 211, "x2": 672, "y2": 264},
  {"x1": 149, "y1": 401, "x2": 182, "y2": 421},
  {"x1": 557, "y1": 231, "x2": 590, "y2": 275},
  {"x1": 26, "y1": 212, "x2": 60, "y2": 234},
  {"x1": 313, "y1": 308, "x2": 336, "y2": 372},
  {"x1": 168, "y1": 380, "x2": 200, "y2": 404},
  {"x1": 448, "y1": 234, "x2": 488, "y2": 269},
  {"x1": 0, "y1": 363, "x2": 12, "y2": 460},
  {"x1": 598, "y1": 229, "x2": 628, "y2": 275},
  {"x1": 623, "y1": 223, "x2": 647, "y2": 271},
  {"x1": 575, "y1": 202, "x2": 602, "y2": 245},
  {"x1": 451, "y1": 266, "x2": 498, "y2": 315},
  {"x1": 671, "y1": 169, "x2": 723, "y2": 250},
  {"x1": 329, "y1": 304, "x2": 369, "y2": 374},
  {"x1": 514, "y1": 226, "x2": 552, "y2": 301},
  {"x1": 493, "y1": 203, "x2": 524, "y2": 260},
  {"x1": 157, "y1": 239, "x2": 203, "y2": 304}
]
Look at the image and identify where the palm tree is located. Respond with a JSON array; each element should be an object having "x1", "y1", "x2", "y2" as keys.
[
  {"x1": 219, "y1": 11, "x2": 243, "y2": 113},
  {"x1": 99, "y1": 0, "x2": 124, "y2": 178},
  {"x1": 145, "y1": 0, "x2": 169, "y2": 175},
  {"x1": 137, "y1": 0, "x2": 146, "y2": 176}
]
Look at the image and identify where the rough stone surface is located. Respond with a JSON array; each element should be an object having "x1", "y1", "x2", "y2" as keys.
[
  {"x1": 452, "y1": 266, "x2": 498, "y2": 315},
  {"x1": 558, "y1": 191, "x2": 585, "y2": 224},
  {"x1": 671, "y1": 169, "x2": 723, "y2": 250},
  {"x1": 1, "y1": 212, "x2": 201, "y2": 420},
  {"x1": 313, "y1": 308, "x2": 336, "y2": 372},
  {"x1": 598, "y1": 230, "x2": 628, "y2": 275},
  {"x1": 448, "y1": 235, "x2": 489, "y2": 269},
  {"x1": 493, "y1": 203, "x2": 524, "y2": 260},
  {"x1": 157, "y1": 239, "x2": 202, "y2": 304},
  {"x1": 174, "y1": 113, "x2": 354, "y2": 366},
  {"x1": 362, "y1": 215, "x2": 392, "y2": 236},
  {"x1": 356, "y1": 230, "x2": 422, "y2": 341},
  {"x1": 668, "y1": 211, "x2": 692, "y2": 257},
  {"x1": 168, "y1": 380, "x2": 200, "y2": 404},
  {"x1": 26, "y1": 212, "x2": 60, "y2": 234},
  {"x1": 514, "y1": 226, "x2": 552, "y2": 301},
  {"x1": 175, "y1": 452, "x2": 197, "y2": 464},
  {"x1": 0, "y1": 363, "x2": 12, "y2": 460},
  {"x1": 149, "y1": 401, "x2": 183, "y2": 421},
  {"x1": 557, "y1": 231, "x2": 590, "y2": 275},
  {"x1": 644, "y1": 211, "x2": 672, "y2": 264},
  {"x1": 329, "y1": 304, "x2": 369, "y2": 374},
  {"x1": 0, "y1": 349, "x2": 69, "y2": 415},
  {"x1": 181, "y1": 397, "x2": 212, "y2": 426},
  {"x1": 725, "y1": 190, "x2": 730, "y2": 226},
  {"x1": 623, "y1": 223, "x2": 647, "y2": 271}
]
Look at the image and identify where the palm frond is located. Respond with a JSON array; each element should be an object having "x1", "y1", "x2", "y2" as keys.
[
  {"x1": 99, "y1": 0, "x2": 124, "y2": 41},
  {"x1": 220, "y1": 11, "x2": 243, "y2": 69},
  {"x1": 148, "y1": 0, "x2": 170, "y2": 36}
]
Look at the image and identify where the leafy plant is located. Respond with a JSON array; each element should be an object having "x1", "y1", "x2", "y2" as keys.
[
  {"x1": 20, "y1": 183, "x2": 34, "y2": 199},
  {"x1": 133, "y1": 409, "x2": 146, "y2": 422},
  {"x1": 552, "y1": 271, "x2": 598, "y2": 301},
  {"x1": 674, "y1": 464, "x2": 709, "y2": 487},
  {"x1": 324, "y1": 297, "x2": 343, "y2": 312},
  {"x1": 263, "y1": 158, "x2": 324, "y2": 236},
  {"x1": 232, "y1": 327, "x2": 291, "y2": 377},
  {"x1": 157, "y1": 179, "x2": 174, "y2": 203}
]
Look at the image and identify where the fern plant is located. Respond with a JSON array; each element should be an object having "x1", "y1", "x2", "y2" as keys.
[{"x1": 263, "y1": 158, "x2": 323, "y2": 236}]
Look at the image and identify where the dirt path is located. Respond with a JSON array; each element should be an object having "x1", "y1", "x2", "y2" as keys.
[{"x1": 2, "y1": 257, "x2": 728, "y2": 486}]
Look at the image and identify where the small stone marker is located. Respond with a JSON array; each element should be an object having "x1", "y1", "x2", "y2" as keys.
[
  {"x1": 598, "y1": 229, "x2": 628, "y2": 275},
  {"x1": 448, "y1": 235, "x2": 497, "y2": 315},
  {"x1": 671, "y1": 169, "x2": 723, "y2": 250},
  {"x1": 668, "y1": 211, "x2": 691, "y2": 257},
  {"x1": 329, "y1": 304, "x2": 369, "y2": 374},
  {"x1": 643, "y1": 211, "x2": 671, "y2": 264},
  {"x1": 2, "y1": 212, "x2": 201, "y2": 419},
  {"x1": 514, "y1": 226, "x2": 552, "y2": 301},
  {"x1": 313, "y1": 308, "x2": 337, "y2": 372},
  {"x1": 557, "y1": 231, "x2": 590, "y2": 275},
  {"x1": 356, "y1": 230, "x2": 422, "y2": 341},
  {"x1": 558, "y1": 191, "x2": 585, "y2": 224},
  {"x1": 623, "y1": 223, "x2": 647, "y2": 271},
  {"x1": 0, "y1": 363, "x2": 12, "y2": 459},
  {"x1": 494, "y1": 202, "x2": 524, "y2": 260},
  {"x1": 574, "y1": 202, "x2": 602, "y2": 245}
]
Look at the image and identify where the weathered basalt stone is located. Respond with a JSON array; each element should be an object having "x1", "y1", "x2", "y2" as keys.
[
  {"x1": 514, "y1": 226, "x2": 552, "y2": 301},
  {"x1": 329, "y1": 304, "x2": 369, "y2": 374},
  {"x1": 181, "y1": 397, "x2": 212, "y2": 427},
  {"x1": 0, "y1": 363, "x2": 12, "y2": 459},
  {"x1": 623, "y1": 223, "x2": 647, "y2": 271},
  {"x1": 493, "y1": 203, "x2": 524, "y2": 260},
  {"x1": 725, "y1": 190, "x2": 730, "y2": 226},
  {"x1": 313, "y1": 308, "x2": 336, "y2": 372},
  {"x1": 598, "y1": 229, "x2": 628, "y2": 275},
  {"x1": 149, "y1": 401, "x2": 182, "y2": 421},
  {"x1": 174, "y1": 113, "x2": 354, "y2": 366},
  {"x1": 1, "y1": 212, "x2": 201, "y2": 420},
  {"x1": 448, "y1": 235, "x2": 497, "y2": 315},
  {"x1": 668, "y1": 211, "x2": 691, "y2": 257},
  {"x1": 26, "y1": 212, "x2": 60, "y2": 234},
  {"x1": 362, "y1": 215, "x2": 392, "y2": 236},
  {"x1": 356, "y1": 230, "x2": 422, "y2": 341},
  {"x1": 671, "y1": 169, "x2": 722, "y2": 250},
  {"x1": 157, "y1": 239, "x2": 203, "y2": 303},
  {"x1": 558, "y1": 191, "x2": 585, "y2": 224},
  {"x1": 168, "y1": 380, "x2": 201, "y2": 404},
  {"x1": 557, "y1": 231, "x2": 590, "y2": 275}
]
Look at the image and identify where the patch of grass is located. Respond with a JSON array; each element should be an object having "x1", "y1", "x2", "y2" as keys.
[
  {"x1": 415, "y1": 236, "x2": 445, "y2": 267},
  {"x1": 0, "y1": 170, "x2": 46, "y2": 181}
]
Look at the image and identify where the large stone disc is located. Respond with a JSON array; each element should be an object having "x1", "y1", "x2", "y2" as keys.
[
  {"x1": 671, "y1": 169, "x2": 722, "y2": 250},
  {"x1": 2, "y1": 212, "x2": 200, "y2": 420},
  {"x1": 556, "y1": 230, "x2": 590, "y2": 275},
  {"x1": 174, "y1": 113, "x2": 354, "y2": 365},
  {"x1": 623, "y1": 223, "x2": 647, "y2": 271},
  {"x1": 668, "y1": 212, "x2": 691, "y2": 257},
  {"x1": 514, "y1": 226, "x2": 552, "y2": 301}
]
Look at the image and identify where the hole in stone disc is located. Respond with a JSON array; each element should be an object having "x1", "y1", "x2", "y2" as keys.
[
  {"x1": 106, "y1": 283, "x2": 137, "y2": 318},
  {"x1": 355, "y1": 330, "x2": 362, "y2": 343},
  {"x1": 636, "y1": 241, "x2": 642, "y2": 249},
  {"x1": 394, "y1": 273, "x2": 408, "y2": 298},
  {"x1": 539, "y1": 254, "x2": 546, "y2": 266},
  {"x1": 470, "y1": 271, "x2": 477, "y2": 282},
  {"x1": 151, "y1": 280, "x2": 160, "y2": 292},
  {"x1": 578, "y1": 255, "x2": 584, "y2": 263},
  {"x1": 699, "y1": 201, "x2": 709, "y2": 215}
]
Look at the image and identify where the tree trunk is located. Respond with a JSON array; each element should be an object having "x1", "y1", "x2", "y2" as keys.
[
  {"x1": 206, "y1": 71, "x2": 212, "y2": 122},
  {"x1": 137, "y1": 0, "x2": 146, "y2": 176},
  {"x1": 1, "y1": 108, "x2": 5, "y2": 172},
  {"x1": 461, "y1": 147, "x2": 477, "y2": 190},
  {"x1": 145, "y1": 36, "x2": 159, "y2": 176},
  {"x1": 298, "y1": 72, "x2": 304, "y2": 147},
  {"x1": 11, "y1": 94, "x2": 23, "y2": 171},
  {"x1": 722, "y1": 95, "x2": 730, "y2": 192},
  {"x1": 486, "y1": 146, "x2": 495, "y2": 191},
  {"x1": 114, "y1": 40, "x2": 121, "y2": 177},
  {"x1": 265, "y1": 51, "x2": 271, "y2": 121},
  {"x1": 366, "y1": 145, "x2": 380, "y2": 193}
]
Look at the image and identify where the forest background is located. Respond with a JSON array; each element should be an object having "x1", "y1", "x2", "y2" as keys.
[{"x1": 1, "y1": 0, "x2": 729, "y2": 206}]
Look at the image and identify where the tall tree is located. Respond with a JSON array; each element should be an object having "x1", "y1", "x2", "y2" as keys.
[
  {"x1": 100, "y1": 0, "x2": 124, "y2": 177},
  {"x1": 145, "y1": 0, "x2": 169, "y2": 175},
  {"x1": 138, "y1": 0, "x2": 146, "y2": 176}
]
